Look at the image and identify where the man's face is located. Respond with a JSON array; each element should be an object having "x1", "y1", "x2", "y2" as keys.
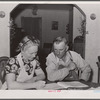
[{"x1": 53, "y1": 42, "x2": 68, "y2": 59}]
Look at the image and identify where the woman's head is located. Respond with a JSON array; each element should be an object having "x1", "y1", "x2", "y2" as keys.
[{"x1": 17, "y1": 35, "x2": 40, "y2": 61}]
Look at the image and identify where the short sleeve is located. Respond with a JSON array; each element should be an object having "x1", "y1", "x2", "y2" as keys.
[{"x1": 5, "y1": 57, "x2": 19, "y2": 74}]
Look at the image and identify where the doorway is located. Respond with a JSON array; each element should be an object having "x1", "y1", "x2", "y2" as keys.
[{"x1": 21, "y1": 17, "x2": 42, "y2": 42}]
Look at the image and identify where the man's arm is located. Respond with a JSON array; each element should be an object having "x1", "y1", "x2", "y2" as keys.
[
  {"x1": 72, "y1": 52, "x2": 92, "y2": 81},
  {"x1": 80, "y1": 64, "x2": 92, "y2": 81},
  {"x1": 46, "y1": 63, "x2": 69, "y2": 82}
]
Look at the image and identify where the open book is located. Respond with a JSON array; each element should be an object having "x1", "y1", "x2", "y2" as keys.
[
  {"x1": 57, "y1": 81, "x2": 89, "y2": 89},
  {"x1": 39, "y1": 83, "x2": 64, "y2": 90}
]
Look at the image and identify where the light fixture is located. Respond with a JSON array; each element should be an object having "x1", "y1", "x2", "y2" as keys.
[
  {"x1": 0, "y1": 11, "x2": 5, "y2": 18},
  {"x1": 90, "y1": 13, "x2": 96, "y2": 20},
  {"x1": 32, "y1": 5, "x2": 38, "y2": 15}
]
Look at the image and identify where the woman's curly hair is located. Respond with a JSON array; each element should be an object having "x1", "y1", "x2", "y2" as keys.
[{"x1": 16, "y1": 35, "x2": 40, "y2": 52}]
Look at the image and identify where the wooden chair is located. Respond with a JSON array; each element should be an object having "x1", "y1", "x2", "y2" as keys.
[
  {"x1": 0, "y1": 56, "x2": 9, "y2": 84},
  {"x1": 96, "y1": 56, "x2": 100, "y2": 83}
]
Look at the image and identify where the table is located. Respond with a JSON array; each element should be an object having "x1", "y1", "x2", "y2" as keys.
[
  {"x1": 38, "y1": 80, "x2": 100, "y2": 90},
  {"x1": 27, "y1": 80, "x2": 100, "y2": 90}
]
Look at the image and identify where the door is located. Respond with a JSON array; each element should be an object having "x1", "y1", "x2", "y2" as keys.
[{"x1": 21, "y1": 17, "x2": 42, "y2": 46}]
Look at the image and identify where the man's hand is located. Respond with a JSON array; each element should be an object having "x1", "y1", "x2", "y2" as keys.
[
  {"x1": 58, "y1": 60, "x2": 76, "y2": 71},
  {"x1": 67, "y1": 62, "x2": 77, "y2": 71},
  {"x1": 58, "y1": 60, "x2": 66, "y2": 66},
  {"x1": 58, "y1": 65, "x2": 65, "y2": 69}
]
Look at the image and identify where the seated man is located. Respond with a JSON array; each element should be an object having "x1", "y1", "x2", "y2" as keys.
[{"x1": 46, "y1": 36, "x2": 92, "y2": 82}]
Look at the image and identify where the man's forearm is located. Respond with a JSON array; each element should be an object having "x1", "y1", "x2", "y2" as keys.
[{"x1": 47, "y1": 68, "x2": 69, "y2": 81}]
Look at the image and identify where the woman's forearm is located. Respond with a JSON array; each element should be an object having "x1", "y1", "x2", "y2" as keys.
[
  {"x1": 35, "y1": 74, "x2": 45, "y2": 81},
  {"x1": 26, "y1": 74, "x2": 45, "y2": 83},
  {"x1": 7, "y1": 81, "x2": 37, "y2": 90}
]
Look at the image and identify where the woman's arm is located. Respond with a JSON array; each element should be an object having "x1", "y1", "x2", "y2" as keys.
[
  {"x1": 26, "y1": 73, "x2": 45, "y2": 83},
  {"x1": 34, "y1": 74, "x2": 45, "y2": 81},
  {"x1": 22, "y1": 66, "x2": 45, "y2": 83},
  {"x1": 6, "y1": 73, "x2": 45, "y2": 90}
]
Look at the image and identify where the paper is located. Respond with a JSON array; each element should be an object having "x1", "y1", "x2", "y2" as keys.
[
  {"x1": 39, "y1": 83, "x2": 63, "y2": 90},
  {"x1": 57, "y1": 81, "x2": 88, "y2": 88}
]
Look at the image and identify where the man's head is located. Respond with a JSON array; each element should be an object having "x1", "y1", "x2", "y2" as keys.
[
  {"x1": 53, "y1": 36, "x2": 69, "y2": 59},
  {"x1": 19, "y1": 35, "x2": 40, "y2": 61}
]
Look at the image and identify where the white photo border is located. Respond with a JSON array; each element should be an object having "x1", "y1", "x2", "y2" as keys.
[{"x1": 0, "y1": 0, "x2": 100, "y2": 99}]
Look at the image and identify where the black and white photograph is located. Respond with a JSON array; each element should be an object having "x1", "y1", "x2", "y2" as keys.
[{"x1": 0, "y1": 0, "x2": 100, "y2": 99}]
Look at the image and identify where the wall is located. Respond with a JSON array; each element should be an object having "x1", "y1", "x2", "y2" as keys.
[
  {"x1": 77, "y1": 4, "x2": 100, "y2": 82},
  {"x1": 15, "y1": 7, "x2": 69, "y2": 45},
  {"x1": 41, "y1": 10, "x2": 69, "y2": 44},
  {"x1": 0, "y1": 3, "x2": 18, "y2": 57}
]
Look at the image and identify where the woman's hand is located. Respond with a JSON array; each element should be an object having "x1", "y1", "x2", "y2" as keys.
[
  {"x1": 26, "y1": 77, "x2": 37, "y2": 83},
  {"x1": 35, "y1": 81, "x2": 46, "y2": 89}
]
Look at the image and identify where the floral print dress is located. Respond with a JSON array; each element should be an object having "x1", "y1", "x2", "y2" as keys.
[{"x1": 5, "y1": 53, "x2": 42, "y2": 82}]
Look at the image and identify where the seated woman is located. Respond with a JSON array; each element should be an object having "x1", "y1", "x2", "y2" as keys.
[{"x1": 2, "y1": 35, "x2": 45, "y2": 90}]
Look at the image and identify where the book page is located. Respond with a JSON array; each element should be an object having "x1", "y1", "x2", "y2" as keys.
[
  {"x1": 57, "y1": 81, "x2": 88, "y2": 88},
  {"x1": 39, "y1": 83, "x2": 63, "y2": 90}
]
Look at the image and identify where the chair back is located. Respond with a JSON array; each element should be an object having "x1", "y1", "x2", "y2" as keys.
[
  {"x1": 96, "y1": 56, "x2": 100, "y2": 83},
  {"x1": 0, "y1": 56, "x2": 9, "y2": 84},
  {"x1": 43, "y1": 43, "x2": 52, "y2": 57}
]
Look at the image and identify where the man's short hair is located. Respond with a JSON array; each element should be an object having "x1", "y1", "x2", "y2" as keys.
[{"x1": 53, "y1": 36, "x2": 68, "y2": 45}]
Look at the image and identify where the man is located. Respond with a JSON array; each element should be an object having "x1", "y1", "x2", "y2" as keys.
[{"x1": 46, "y1": 36, "x2": 91, "y2": 82}]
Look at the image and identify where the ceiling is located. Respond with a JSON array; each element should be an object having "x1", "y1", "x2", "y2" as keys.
[{"x1": 10, "y1": 4, "x2": 73, "y2": 18}]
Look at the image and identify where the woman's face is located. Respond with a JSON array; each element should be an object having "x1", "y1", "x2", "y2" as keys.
[{"x1": 22, "y1": 45, "x2": 38, "y2": 61}]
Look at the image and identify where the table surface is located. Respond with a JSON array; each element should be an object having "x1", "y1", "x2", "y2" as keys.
[{"x1": 37, "y1": 80, "x2": 100, "y2": 90}]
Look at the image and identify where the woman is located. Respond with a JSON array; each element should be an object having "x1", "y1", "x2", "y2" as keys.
[{"x1": 3, "y1": 35, "x2": 45, "y2": 90}]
